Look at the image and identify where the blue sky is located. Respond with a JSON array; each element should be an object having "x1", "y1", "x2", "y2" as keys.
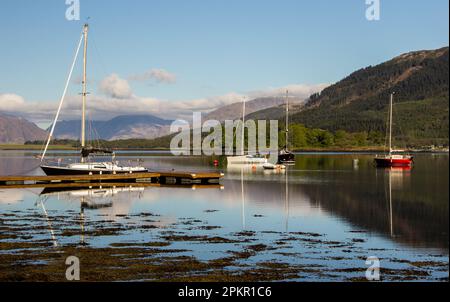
[{"x1": 0, "y1": 0, "x2": 448, "y2": 124}]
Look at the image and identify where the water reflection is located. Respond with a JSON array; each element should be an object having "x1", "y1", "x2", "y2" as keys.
[
  {"x1": 228, "y1": 163, "x2": 293, "y2": 232},
  {"x1": 36, "y1": 195, "x2": 59, "y2": 247},
  {"x1": 40, "y1": 185, "x2": 147, "y2": 244},
  {"x1": 0, "y1": 151, "x2": 42, "y2": 176},
  {"x1": 384, "y1": 167, "x2": 411, "y2": 238},
  {"x1": 0, "y1": 152, "x2": 448, "y2": 253},
  {"x1": 40, "y1": 185, "x2": 144, "y2": 210},
  {"x1": 223, "y1": 157, "x2": 447, "y2": 250}
]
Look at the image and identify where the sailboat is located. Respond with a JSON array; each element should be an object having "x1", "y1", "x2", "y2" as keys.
[
  {"x1": 227, "y1": 97, "x2": 267, "y2": 165},
  {"x1": 374, "y1": 93, "x2": 413, "y2": 167},
  {"x1": 39, "y1": 24, "x2": 147, "y2": 175},
  {"x1": 277, "y1": 90, "x2": 295, "y2": 164}
]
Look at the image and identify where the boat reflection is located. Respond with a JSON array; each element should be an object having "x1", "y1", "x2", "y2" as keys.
[
  {"x1": 223, "y1": 164, "x2": 447, "y2": 250},
  {"x1": 36, "y1": 185, "x2": 146, "y2": 245},
  {"x1": 34, "y1": 183, "x2": 224, "y2": 245},
  {"x1": 35, "y1": 195, "x2": 58, "y2": 247},
  {"x1": 385, "y1": 167, "x2": 411, "y2": 238},
  {"x1": 226, "y1": 163, "x2": 263, "y2": 174},
  {"x1": 229, "y1": 163, "x2": 292, "y2": 233},
  {"x1": 40, "y1": 185, "x2": 145, "y2": 210}
]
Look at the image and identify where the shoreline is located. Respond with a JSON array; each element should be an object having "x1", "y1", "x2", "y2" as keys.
[
  {"x1": 0, "y1": 144, "x2": 449, "y2": 153},
  {"x1": 0, "y1": 145, "x2": 449, "y2": 154}
]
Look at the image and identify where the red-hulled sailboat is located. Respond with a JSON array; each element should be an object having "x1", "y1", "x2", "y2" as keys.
[{"x1": 374, "y1": 93, "x2": 413, "y2": 167}]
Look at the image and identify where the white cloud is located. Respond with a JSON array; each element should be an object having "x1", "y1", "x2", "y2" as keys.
[
  {"x1": 99, "y1": 73, "x2": 133, "y2": 99},
  {"x1": 128, "y1": 68, "x2": 177, "y2": 84},
  {"x1": 0, "y1": 83, "x2": 328, "y2": 126},
  {"x1": 0, "y1": 93, "x2": 58, "y2": 127},
  {"x1": 0, "y1": 93, "x2": 26, "y2": 111}
]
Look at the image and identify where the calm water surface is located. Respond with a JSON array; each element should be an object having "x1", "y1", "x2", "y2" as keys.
[{"x1": 0, "y1": 151, "x2": 448, "y2": 281}]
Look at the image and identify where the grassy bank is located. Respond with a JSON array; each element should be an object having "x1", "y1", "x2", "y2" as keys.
[{"x1": 0, "y1": 144, "x2": 75, "y2": 151}]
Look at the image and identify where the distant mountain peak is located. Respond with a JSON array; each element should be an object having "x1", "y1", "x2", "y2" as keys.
[
  {"x1": 52, "y1": 114, "x2": 173, "y2": 141},
  {"x1": 205, "y1": 96, "x2": 306, "y2": 122},
  {"x1": 392, "y1": 46, "x2": 448, "y2": 63},
  {"x1": 0, "y1": 112, "x2": 48, "y2": 144}
]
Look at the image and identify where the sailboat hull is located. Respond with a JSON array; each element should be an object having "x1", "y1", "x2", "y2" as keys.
[
  {"x1": 40, "y1": 165, "x2": 148, "y2": 176},
  {"x1": 277, "y1": 151, "x2": 295, "y2": 164},
  {"x1": 374, "y1": 157, "x2": 413, "y2": 167}
]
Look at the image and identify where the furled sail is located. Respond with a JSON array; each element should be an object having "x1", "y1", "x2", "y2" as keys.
[{"x1": 81, "y1": 147, "x2": 113, "y2": 158}]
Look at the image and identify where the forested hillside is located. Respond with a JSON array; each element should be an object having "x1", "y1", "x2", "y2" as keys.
[{"x1": 288, "y1": 47, "x2": 449, "y2": 147}]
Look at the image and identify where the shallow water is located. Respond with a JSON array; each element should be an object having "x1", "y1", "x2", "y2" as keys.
[{"x1": 0, "y1": 151, "x2": 448, "y2": 281}]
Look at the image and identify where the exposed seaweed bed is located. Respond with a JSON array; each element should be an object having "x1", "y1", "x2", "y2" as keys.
[{"x1": 0, "y1": 210, "x2": 448, "y2": 282}]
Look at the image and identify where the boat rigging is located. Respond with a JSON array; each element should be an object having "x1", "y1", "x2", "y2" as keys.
[
  {"x1": 374, "y1": 93, "x2": 413, "y2": 167},
  {"x1": 39, "y1": 24, "x2": 147, "y2": 175}
]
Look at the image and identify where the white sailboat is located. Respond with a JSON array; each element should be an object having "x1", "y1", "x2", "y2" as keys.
[
  {"x1": 227, "y1": 97, "x2": 267, "y2": 165},
  {"x1": 39, "y1": 24, "x2": 147, "y2": 175}
]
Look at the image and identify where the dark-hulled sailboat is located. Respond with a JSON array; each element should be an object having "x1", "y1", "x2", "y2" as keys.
[
  {"x1": 39, "y1": 24, "x2": 147, "y2": 175},
  {"x1": 278, "y1": 90, "x2": 295, "y2": 164}
]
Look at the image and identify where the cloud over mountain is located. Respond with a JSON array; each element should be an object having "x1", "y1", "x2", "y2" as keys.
[
  {"x1": 0, "y1": 93, "x2": 26, "y2": 111},
  {"x1": 0, "y1": 82, "x2": 327, "y2": 126}
]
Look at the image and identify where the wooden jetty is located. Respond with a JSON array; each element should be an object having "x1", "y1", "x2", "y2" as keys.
[{"x1": 0, "y1": 171, "x2": 224, "y2": 187}]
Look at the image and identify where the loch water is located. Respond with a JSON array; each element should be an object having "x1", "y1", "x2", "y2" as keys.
[{"x1": 0, "y1": 151, "x2": 448, "y2": 281}]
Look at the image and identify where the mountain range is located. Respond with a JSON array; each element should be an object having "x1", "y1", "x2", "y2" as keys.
[
  {"x1": 0, "y1": 98, "x2": 300, "y2": 143},
  {"x1": 0, "y1": 113, "x2": 47, "y2": 144},
  {"x1": 50, "y1": 115, "x2": 173, "y2": 141},
  {"x1": 51, "y1": 97, "x2": 294, "y2": 140}
]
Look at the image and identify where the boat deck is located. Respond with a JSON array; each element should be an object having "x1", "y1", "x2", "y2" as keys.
[{"x1": 0, "y1": 171, "x2": 224, "y2": 187}]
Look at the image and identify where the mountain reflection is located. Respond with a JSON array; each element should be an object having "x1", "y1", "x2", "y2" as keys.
[{"x1": 225, "y1": 162, "x2": 448, "y2": 250}]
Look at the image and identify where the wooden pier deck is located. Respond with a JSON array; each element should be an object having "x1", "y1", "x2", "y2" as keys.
[{"x1": 0, "y1": 171, "x2": 224, "y2": 186}]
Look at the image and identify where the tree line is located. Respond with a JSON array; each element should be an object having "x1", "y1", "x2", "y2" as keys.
[{"x1": 26, "y1": 124, "x2": 388, "y2": 150}]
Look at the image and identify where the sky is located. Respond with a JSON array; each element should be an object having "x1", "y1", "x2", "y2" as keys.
[{"x1": 0, "y1": 0, "x2": 448, "y2": 127}]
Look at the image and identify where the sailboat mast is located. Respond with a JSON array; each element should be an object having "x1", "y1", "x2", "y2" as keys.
[
  {"x1": 285, "y1": 90, "x2": 289, "y2": 149},
  {"x1": 81, "y1": 24, "x2": 89, "y2": 152},
  {"x1": 388, "y1": 93, "x2": 393, "y2": 154},
  {"x1": 40, "y1": 30, "x2": 84, "y2": 162}
]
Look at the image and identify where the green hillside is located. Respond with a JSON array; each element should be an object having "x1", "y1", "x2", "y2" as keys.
[{"x1": 289, "y1": 47, "x2": 449, "y2": 147}]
